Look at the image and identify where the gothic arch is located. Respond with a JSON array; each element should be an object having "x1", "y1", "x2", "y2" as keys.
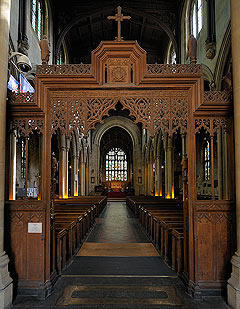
[
  {"x1": 214, "y1": 21, "x2": 231, "y2": 90},
  {"x1": 93, "y1": 116, "x2": 141, "y2": 148}
]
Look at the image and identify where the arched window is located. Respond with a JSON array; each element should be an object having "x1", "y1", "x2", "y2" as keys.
[
  {"x1": 167, "y1": 41, "x2": 177, "y2": 64},
  {"x1": 204, "y1": 139, "x2": 210, "y2": 181},
  {"x1": 31, "y1": 0, "x2": 43, "y2": 40},
  {"x1": 105, "y1": 148, "x2": 127, "y2": 181},
  {"x1": 191, "y1": 0, "x2": 203, "y2": 38}
]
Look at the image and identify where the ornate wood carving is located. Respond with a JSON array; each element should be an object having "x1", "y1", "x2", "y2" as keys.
[
  {"x1": 108, "y1": 58, "x2": 129, "y2": 83},
  {"x1": 10, "y1": 212, "x2": 24, "y2": 223},
  {"x1": 197, "y1": 213, "x2": 213, "y2": 223},
  {"x1": 195, "y1": 117, "x2": 230, "y2": 135},
  {"x1": 27, "y1": 212, "x2": 43, "y2": 222},
  {"x1": 10, "y1": 118, "x2": 44, "y2": 137},
  {"x1": 9, "y1": 92, "x2": 35, "y2": 104},
  {"x1": 195, "y1": 200, "x2": 234, "y2": 211},
  {"x1": 204, "y1": 91, "x2": 231, "y2": 104},
  {"x1": 36, "y1": 63, "x2": 91, "y2": 75},
  {"x1": 50, "y1": 90, "x2": 189, "y2": 137},
  {"x1": 147, "y1": 64, "x2": 202, "y2": 75}
]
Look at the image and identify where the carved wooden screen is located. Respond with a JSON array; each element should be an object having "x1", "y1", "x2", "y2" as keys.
[{"x1": 49, "y1": 90, "x2": 189, "y2": 138}]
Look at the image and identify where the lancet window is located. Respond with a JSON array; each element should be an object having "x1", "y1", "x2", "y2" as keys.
[
  {"x1": 31, "y1": 0, "x2": 43, "y2": 40},
  {"x1": 204, "y1": 139, "x2": 210, "y2": 181},
  {"x1": 105, "y1": 148, "x2": 127, "y2": 181},
  {"x1": 191, "y1": 0, "x2": 203, "y2": 38}
]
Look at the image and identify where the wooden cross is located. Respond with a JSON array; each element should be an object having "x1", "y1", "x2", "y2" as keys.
[{"x1": 107, "y1": 6, "x2": 131, "y2": 41}]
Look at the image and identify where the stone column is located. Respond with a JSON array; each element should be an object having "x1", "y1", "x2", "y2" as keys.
[
  {"x1": 228, "y1": 1, "x2": 240, "y2": 307},
  {"x1": 167, "y1": 137, "x2": 174, "y2": 198},
  {"x1": 155, "y1": 155, "x2": 160, "y2": 196},
  {"x1": 80, "y1": 161, "x2": 86, "y2": 196},
  {"x1": 223, "y1": 131, "x2": 230, "y2": 200},
  {"x1": 148, "y1": 160, "x2": 153, "y2": 196},
  {"x1": 72, "y1": 155, "x2": 79, "y2": 196},
  {"x1": 217, "y1": 128, "x2": 223, "y2": 200},
  {"x1": 0, "y1": 0, "x2": 13, "y2": 307},
  {"x1": 9, "y1": 131, "x2": 16, "y2": 200},
  {"x1": 59, "y1": 146, "x2": 68, "y2": 198},
  {"x1": 163, "y1": 133, "x2": 168, "y2": 197}
]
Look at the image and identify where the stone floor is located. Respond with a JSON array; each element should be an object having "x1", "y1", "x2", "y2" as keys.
[{"x1": 12, "y1": 200, "x2": 230, "y2": 308}]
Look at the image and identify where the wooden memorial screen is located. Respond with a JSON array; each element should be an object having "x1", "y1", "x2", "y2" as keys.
[{"x1": 6, "y1": 37, "x2": 234, "y2": 298}]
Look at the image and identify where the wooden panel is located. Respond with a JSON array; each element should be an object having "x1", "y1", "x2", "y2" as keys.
[
  {"x1": 5, "y1": 201, "x2": 45, "y2": 293},
  {"x1": 195, "y1": 200, "x2": 234, "y2": 291},
  {"x1": 9, "y1": 212, "x2": 25, "y2": 279},
  {"x1": 196, "y1": 213, "x2": 214, "y2": 281},
  {"x1": 27, "y1": 233, "x2": 42, "y2": 280},
  {"x1": 216, "y1": 213, "x2": 232, "y2": 280}
]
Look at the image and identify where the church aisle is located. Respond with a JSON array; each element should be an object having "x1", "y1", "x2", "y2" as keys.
[{"x1": 12, "y1": 201, "x2": 229, "y2": 308}]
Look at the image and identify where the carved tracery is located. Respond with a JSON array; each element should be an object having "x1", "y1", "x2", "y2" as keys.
[{"x1": 49, "y1": 90, "x2": 189, "y2": 137}]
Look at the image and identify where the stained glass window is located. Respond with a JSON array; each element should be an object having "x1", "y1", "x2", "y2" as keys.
[
  {"x1": 105, "y1": 148, "x2": 127, "y2": 181},
  {"x1": 31, "y1": 0, "x2": 43, "y2": 40},
  {"x1": 20, "y1": 137, "x2": 26, "y2": 179},
  {"x1": 204, "y1": 140, "x2": 210, "y2": 181},
  {"x1": 191, "y1": 0, "x2": 203, "y2": 38},
  {"x1": 168, "y1": 42, "x2": 176, "y2": 64}
]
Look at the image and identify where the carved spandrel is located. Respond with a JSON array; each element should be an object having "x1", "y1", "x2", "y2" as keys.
[
  {"x1": 195, "y1": 117, "x2": 231, "y2": 135},
  {"x1": 10, "y1": 118, "x2": 44, "y2": 137},
  {"x1": 50, "y1": 90, "x2": 189, "y2": 138}
]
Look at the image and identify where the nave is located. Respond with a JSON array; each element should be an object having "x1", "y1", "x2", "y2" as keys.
[{"x1": 12, "y1": 201, "x2": 228, "y2": 308}]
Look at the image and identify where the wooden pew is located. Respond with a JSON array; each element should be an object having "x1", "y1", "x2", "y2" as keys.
[
  {"x1": 54, "y1": 197, "x2": 107, "y2": 275},
  {"x1": 55, "y1": 196, "x2": 107, "y2": 216},
  {"x1": 126, "y1": 197, "x2": 184, "y2": 274},
  {"x1": 126, "y1": 196, "x2": 182, "y2": 217},
  {"x1": 171, "y1": 228, "x2": 184, "y2": 274},
  {"x1": 56, "y1": 228, "x2": 67, "y2": 274},
  {"x1": 161, "y1": 221, "x2": 184, "y2": 262},
  {"x1": 55, "y1": 220, "x2": 77, "y2": 258}
]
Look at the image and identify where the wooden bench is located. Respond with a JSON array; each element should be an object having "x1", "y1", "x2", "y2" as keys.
[
  {"x1": 171, "y1": 228, "x2": 184, "y2": 274},
  {"x1": 54, "y1": 197, "x2": 107, "y2": 275},
  {"x1": 56, "y1": 228, "x2": 67, "y2": 274},
  {"x1": 161, "y1": 221, "x2": 184, "y2": 262}
]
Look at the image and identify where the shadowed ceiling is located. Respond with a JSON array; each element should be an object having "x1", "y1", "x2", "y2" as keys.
[{"x1": 50, "y1": 0, "x2": 184, "y2": 64}]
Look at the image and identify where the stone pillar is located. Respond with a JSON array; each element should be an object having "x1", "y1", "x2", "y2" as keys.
[
  {"x1": 223, "y1": 131, "x2": 230, "y2": 200},
  {"x1": 72, "y1": 156, "x2": 79, "y2": 196},
  {"x1": 167, "y1": 137, "x2": 174, "y2": 198},
  {"x1": 163, "y1": 134, "x2": 168, "y2": 197},
  {"x1": 80, "y1": 161, "x2": 86, "y2": 196},
  {"x1": 228, "y1": 1, "x2": 240, "y2": 307},
  {"x1": 0, "y1": 0, "x2": 13, "y2": 307},
  {"x1": 148, "y1": 160, "x2": 153, "y2": 196},
  {"x1": 155, "y1": 155, "x2": 160, "y2": 196},
  {"x1": 9, "y1": 131, "x2": 16, "y2": 200},
  {"x1": 59, "y1": 146, "x2": 68, "y2": 198},
  {"x1": 217, "y1": 128, "x2": 223, "y2": 200}
]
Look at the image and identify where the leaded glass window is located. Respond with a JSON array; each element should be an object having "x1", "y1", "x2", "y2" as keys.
[
  {"x1": 204, "y1": 139, "x2": 210, "y2": 181},
  {"x1": 105, "y1": 148, "x2": 127, "y2": 181},
  {"x1": 169, "y1": 42, "x2": 176, "y2": 64},
  {"x1": 31, "y1": 0, "x2": 42, "y2": 40},
  {"x1": 191, "y1": 0, "x2": 203, "y2": 38}
]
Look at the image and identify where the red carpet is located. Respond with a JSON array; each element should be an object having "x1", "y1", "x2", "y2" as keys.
[{"x1": 107, "y1": 192, "x2": 125, "y2": 198}]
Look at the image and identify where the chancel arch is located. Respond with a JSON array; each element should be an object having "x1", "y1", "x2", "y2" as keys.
[{"x1": 91, "y1": 116, "x2": 142, "y2": 194}]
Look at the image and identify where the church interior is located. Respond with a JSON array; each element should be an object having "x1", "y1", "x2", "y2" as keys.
[{"x1": 0, "y1": 0, "x2": 240, "y2": 308}]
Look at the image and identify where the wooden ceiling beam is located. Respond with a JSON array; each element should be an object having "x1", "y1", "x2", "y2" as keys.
[
  {"x1": 139, "y1": 17, "x2": 146, "y2": 44},
  {"x1": 88, "y1": 16, "x2": 94, "y2": 49}
]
